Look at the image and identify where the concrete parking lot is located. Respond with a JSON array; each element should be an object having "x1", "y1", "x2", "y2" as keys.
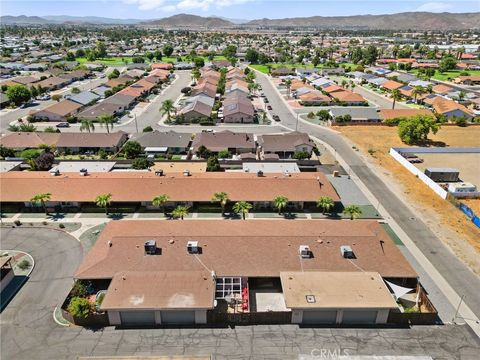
[{"x1": 1, "y1": 227, "x2": 480, "y2": 360}]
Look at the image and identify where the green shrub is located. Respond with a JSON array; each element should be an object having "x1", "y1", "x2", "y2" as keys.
[
  {"x1": 59, "y1": 223, "x2": 65, "y2": 229},
  {"x1": 67, "y1": 297, "x2": 93, "y2": 318},
  {"x1": 14, "y1": 220, "x2": 22, "y2": 226},
  {"x1": 17, "y1": 259, "x2": 31, "y2": 270},
  {"x1": 70, "y1": 280, "x2": 88, "y2": 297}
]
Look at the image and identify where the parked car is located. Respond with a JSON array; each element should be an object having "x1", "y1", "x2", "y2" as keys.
[
  {"x1": 56, "y1": 122, "x2": 70, "y2": 128},
  {"x1": 264, "y1": 98, "x2": 269, "y2": 103},
  {"x1": 39, "y1": 95, "x2": 51, "y2": 101},
  {"x1": 408, "y1": 158, "x2": 424, "y2": 163},
  {"x1": 272, "y1": 115, "x2": 280, "y2": 122},
  {"x1": 267, "y1": 105, "x2": 272, "y2": 110},
  {"x1": 202, "y1": 129, "x2": 215, "y2": 133}
]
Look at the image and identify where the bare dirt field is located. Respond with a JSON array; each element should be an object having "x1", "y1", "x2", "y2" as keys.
[
  {"x1": 335, "y1": 125, "x2": 480, "y2": 274},
  {"x1": 413, "y1": 153, "x2": 480, "y2": 185}
]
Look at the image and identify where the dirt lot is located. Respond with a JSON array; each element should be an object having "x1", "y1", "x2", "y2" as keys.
[{"x1": 335, "y1": 125, "x2": 480, "y2": 275}]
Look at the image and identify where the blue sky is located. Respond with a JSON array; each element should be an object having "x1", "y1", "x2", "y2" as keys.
[{"x1": 2, "y1": 1, "x2": 479, "y2": 20}]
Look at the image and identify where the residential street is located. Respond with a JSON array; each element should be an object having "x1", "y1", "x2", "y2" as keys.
[{"x1": 253, "y1": 70, "x2": 480, "y2": 322}]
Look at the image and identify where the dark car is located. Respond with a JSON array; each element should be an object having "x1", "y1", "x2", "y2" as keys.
[
  {"x1": 267, "y1": 105, "x2": 272, "y2": 110},
  {"x1": 272, "y1": 115, "x2": 280, "y2": 122},
  {"x1": 56, "y1": 122, "x2": 70, "y2": 128},
  {"x1": 264, "y1": 98, "x2": 269, "y2": 103}
]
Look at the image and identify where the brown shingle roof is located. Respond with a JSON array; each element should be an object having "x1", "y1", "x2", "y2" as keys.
[
  {"x1": 0, "y1": 132, "x2": 60, "y2": 149},
  {"x1": 32, "y1": 99, "x2": 82, "y2": 117},
  {"x1": 379, "y1": 109, "x2": 434, "y2": 120},
  {"x1": 191, "y1": 130, "x2": 255, "y2": 152},
  {"x1": 74, "y1": 220, "x2": 417, "y2": 279},
  {"x1": 0, "y1": 171, "x2": 339, "y2": 203}
]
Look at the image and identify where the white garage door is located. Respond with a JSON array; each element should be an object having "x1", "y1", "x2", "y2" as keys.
[
  {"x1": 120, "y1": 311, "x2": 155, "y2": 326},
  {"x1": 302, "y1": 310, "x2": 337, "y2": 324},
  {"x1": 161, "y1": 310, "x2": 196, "y2": 324},
  {"x1": 342, "y1": 310, "x2": 378, "y2": 324}
]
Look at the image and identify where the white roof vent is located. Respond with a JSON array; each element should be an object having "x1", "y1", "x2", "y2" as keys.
[
  {"x1": 51, "y1": 169, "x2": 60, "y2": 176},
  {"x1": 187, "y1": 240, "x2": 199, "y2": 254},
  {"x1": 340, "y1": 245, "x2": 355, "y2": 259},
  {"x1": 299, "y1": 245, "x2": 311, "y2": 258},
  {"x1": 79, "y1": 168, "x2": 88, "y2": 176},
  {"x1": 183, "y1": 169, "x2": 191, "y2": 176}
]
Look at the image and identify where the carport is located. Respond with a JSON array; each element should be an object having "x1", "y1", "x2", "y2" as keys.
[{"x1": 281, "y1": 271, "x2": 398, "y2": 325}]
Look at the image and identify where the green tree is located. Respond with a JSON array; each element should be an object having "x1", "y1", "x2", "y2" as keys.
[
  {"x1": 212, "y1": 192, "x2": 229, "y2": 215},
  {"x1": 206, "y1": 156, "x2": 220, "y2": 171},
  {"x1": 95, "y1": 41, "x2": 107, "y2": 58},
  {"x1": 233, "y1": 201, "x2": 252, "y2": 220},
  {"x1": 411, "y1": 86, "x2": 425, "y2": 103},
  {"x1": 152, "y1": 194, "x2": 169, "y2": 211},
  {"x1": 98, "y1": 114, "x2": 115, "y2": 133},
  {"x1": 191, "y1": 68, "x2": 201, "y2": 83},
  {"x1": 172, "y1": 205, "x2": 189, "y2": 220},
  {"x1": 439, "y1": 55, "x2": 457, "y2": 72},
  {"x1": 131, "y1": 158, "x2": 153, "y2": 169},
  {"x1": 391, "y1": 89, "x2": 402, "y2": 110},
  {"x1": 6, "y1": 85, "x2": 31, "y2": 106},
  {"x1": 51, "y1": 94, "x2": 62, "y2": 102},
  {"x1": 122, "y1": 141, "x2": 142, "y2": 159},
  {"x1": 398, "y1": 115, "x2": 440, "y2": 145},
  {"x1": 67, "y1": 297, "x2": 93, "y2": 319},
  {"x1": 316, "y1": 196, "x2": 334, "y2": 214},
  {"x1": 95, "y1": 193, "x2": 112, "y2": 214},
  {"x1": 273, "y1": 196, "x2": 289, "y2": 214},
  {"x1": 160, "y1": 99, "x2": 175, "y2": 122},
  {"x1": 30, "y1": 192, "x2": 52, "y2": 215},
  {"x1": 35, "y1": 148, "x2": 55, "y2": 170},
  {"x1": 79, "y1": 119, "x2": 95, "y2": 133},
  {"x1": 342, "y1": 204, "x2": 362, "y2": 220},
  {"x1": 284, "y1": 79, "x2": 292, "y2": 98},
  {"x1": 163, "y1": 44, "x2": 174, "y2": 57}
]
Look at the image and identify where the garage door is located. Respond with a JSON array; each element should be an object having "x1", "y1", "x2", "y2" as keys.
[
  {"x1": 120, "y1": 311, "x2": 155, "y2": 326},
  {"x1": 342, "y1": 310, "x2": 378, "y2": 324},
  {"x1": 161, "y1": 310, "x2": 196, "y2": 324},
  {"x1": 302, "y1": 310, "x2": 337, "y2": 324}
]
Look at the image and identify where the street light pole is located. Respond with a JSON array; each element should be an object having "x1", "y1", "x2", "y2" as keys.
[{"x1": 134, "y1": 113, "x2": 139, "y2": 133}]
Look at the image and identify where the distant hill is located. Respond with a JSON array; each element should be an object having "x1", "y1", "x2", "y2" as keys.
[
  {"x1": 141, "y1": 14, "x2": 233, "y2": 28},
  {"x1": 0, "y1": 15, "x2": 50, "y2": 24},
  {"x1": 42, "y1": 15, "x2": 140, "y2": 25},
  {"x1": 246, "y1": 12, "x2": 480, "y2": 30}
]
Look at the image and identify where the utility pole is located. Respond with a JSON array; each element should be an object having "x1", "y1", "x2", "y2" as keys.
[{"x1": 134, "y1": 113, "x2": 139, "y2": 133}]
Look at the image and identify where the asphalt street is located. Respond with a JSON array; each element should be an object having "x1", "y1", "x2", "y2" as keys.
[
  {"x1": 254, "y1": 70, "x2": 480, "y2": 319},
  {"x1": 1, "y1": 227, "x2": 479, "y2": 359}
]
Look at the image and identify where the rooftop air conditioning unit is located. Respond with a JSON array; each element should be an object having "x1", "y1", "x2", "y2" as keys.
[
  {"x1": 144, "y1": 240, "x2": 157, "y2": 255},
  {"x1": 51, "y1": 169, "x2": 60, "y2": 176},
  {"x1": 79, "y1": 168, "x2": 88, "y2": 176},
  {"x1": 183, "y1": 169, "x2": 191, "y2": 177},
  {"x1": 340, "y1": 245, "x2": 355, "y2": 259},
  {"x1": 256, "y1": 170, "x2": 264, "y2": 177},
  {"x1": 299, "y1": 245, "x2": 311, "y2": 258},
  {"x1": 187, "y1": 240, "x2": 199, "y2": 254}
]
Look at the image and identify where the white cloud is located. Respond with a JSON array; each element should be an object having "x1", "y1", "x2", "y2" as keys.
[
  {"x1": 125, "y1": 0, "x2": 251, "y2": 12},
  {"x1": 415, "y1": 2, "x2": 453, "y2": 13}
]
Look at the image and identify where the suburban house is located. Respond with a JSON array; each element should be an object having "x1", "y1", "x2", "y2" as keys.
[
  {"x1": 191, "y1": 130, "x2": 256, "y2": 155},
  {"x1": 223, "y1": 93, "x2": 255, "y2": 124},
  {"x1": 298, "y1": 91, "x2": 331, "y2": 105},
  {"x1": 77, "y1": 93, "x2": 136, "y2": 120},
  {"x1": 257, "y1": 131, "x2": 315, "y2": 159},
  {"x1": 454, "y1": 76, "x2": 480, "y2": 85},
  {"x1": 431, "y1": 97, "x2": 474, "y2": 120},
  {"x1": 30, "y1": 99, "x2": 83, "y2": 121},
  {"x1": 133, "y1": 130, "x2": 192, "y2": 155},
  {"x1": 0, "y1": 132, "x2": 60, "y2": 150},
  {"x1": 36, "y1": 76, "x2": 71, "y2": 90},
  {"x1": 330, "y1": 91, "x2": 366, "y2": 105},
  {"x1": 55, "y1": 131, "x2": 128, "y2": 154},
  {"x1": 68, "y1": 220, "x2": 417, "y2": 326},
  {"x1": 65, "y1": 91, "x2": 100, "y2": 106},
  {"x1": 379, "y1": 109, "x2": 435, "y2": 122},
  {"x1": 177, "y1": 98, "x2": 213, "y2": 123},
  {"x1": 329, "y1": 108, "x2": 381, "y2": 123}
]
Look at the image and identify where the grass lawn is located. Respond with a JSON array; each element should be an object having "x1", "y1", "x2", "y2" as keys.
[
  {"x1": 76, "y1": 57, "x2": 134, "y2": 66},
  {"x1": 409, "y1": 69, "x2": 480, "y2": 82}
]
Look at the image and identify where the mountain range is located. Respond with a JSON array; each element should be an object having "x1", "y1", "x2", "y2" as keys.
[{"x1": 1, "y1": 12, "x2": 480, "y2": 30}]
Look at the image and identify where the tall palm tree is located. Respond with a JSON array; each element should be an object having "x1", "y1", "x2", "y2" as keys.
[
  {"x1": 342, "y1": 204, "x2": 362, "y2": 220},
  {"x1": 316, "y1": 196, "x2": 334, "y2": 214},
  {"x1": 191, "y1": 68, "x2": 201, "y2": 84},
  {"x1": 152, "y1": 194, "x2": 169, "y2": 211},
  {"x1": 30, "y1": 192, "x2": 51, "y2": 215},
  {"x1": 95, "y1": 193, "x2": 112, "y2": 214},
  {"x1": 391, "y1": 89, "x2": 402, "y2": 110},
  {"x1": 233, "y1": 201, "x2": 252, "y2": 220},
  {"x1": 211, "y1": 192, "x2": 229, "y2": 215},
  {"x1": 160, "y1": 99, "x2": 175, "y2": 122},
  {"x1": 273, "y1": 196, "x2": 289, "y2": 214},
  {"x1": 98, "y1": 114, "x2": 114, "y2": 133},
  {"x1": 80, "y1": 119, "x2": 95, "y2": 133},
  {"x1": 411, "y1": 86, "x2": 425, "y2": 104},
  {"x1": 284, "y1": 79, "x2": 292, "y2": 98},
  {"x1": 172, "y1": 205, "x2": 189, "y2": 220}
]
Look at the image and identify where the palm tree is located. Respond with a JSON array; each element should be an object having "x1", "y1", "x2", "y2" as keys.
[
  {"x1": 172, "y1": 205, "x2": 189, "y2": 220},
  {"x1": 95, "y1": 193, "x2": 112, "y2": 214},
  {"x1": 233, "y1": 201, "x2": 252, "y2": 220},
  {"x1": 30, "y1": 192, "x2": 51, "y2": 215},
  {"x1": 211, "y1": 192, "x2": 229, "y2": 215},
  {"x1": 391, "y1": 89, "x2": 402, "y2": 110},
  {"x1": 160, "y1": 99, "x2": 175, "y2": 122},
  {"x1": 285, "y1": 79, "x2": 292, "y2": 98},
  {"x1": 316, "y1": 196, "x2": 334, "y2": 214},
  {"x1": 98, "y1": 114, "x2": 114, "y2": 133},
  {"x1": 458, "y1": 90, "x2": 466, "y2": 101},
  {"x1": 80, "y1": 119, "x2": 95, "y2": 133},
  {"x1": 273, "y1": 196, "x2": 289, "y2": 214},
  {"x1": 411, "y1": 86, "x2": 425, "y2": 104},
  {"x1": 152, "y1": 194, "x2": 169, "y2": 211},
  {"x1": 191, "y1": 68, "x2": 201, "y2": 84},
  {"x1": 342, "y1": 204, "x2": 362, "y2": 220}
]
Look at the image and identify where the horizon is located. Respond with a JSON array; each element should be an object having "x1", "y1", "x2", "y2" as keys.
[{"x1": 2, "y1": 1, "x2": 479, "y2": 21}]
